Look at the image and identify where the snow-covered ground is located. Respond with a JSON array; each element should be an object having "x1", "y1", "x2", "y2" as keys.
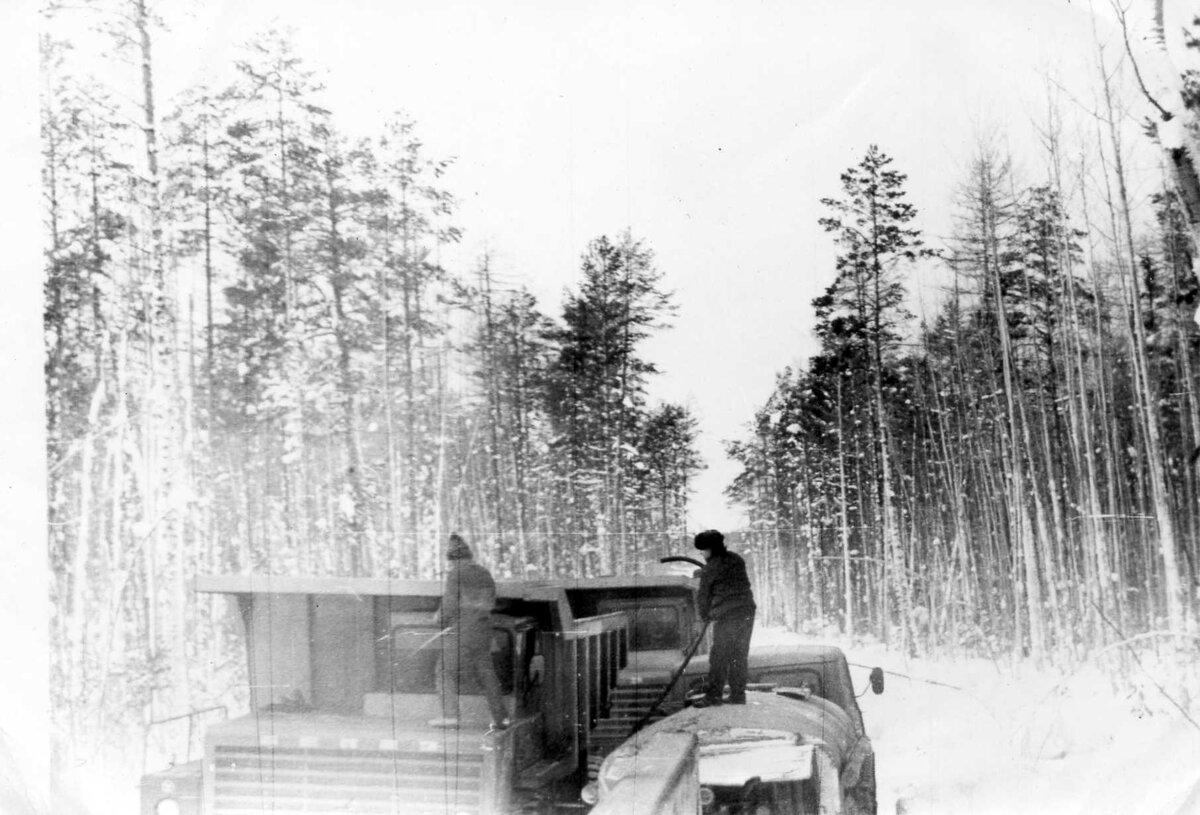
[
  {"x1": 755, "y1": 626, "x2": 1200, "y2": 815},
  {"x1": 39, "y1": 628, "x2": 1200, "y2": 815}
]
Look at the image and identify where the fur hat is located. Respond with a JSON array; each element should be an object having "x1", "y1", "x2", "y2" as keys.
[
  {"x1": 447, "y1": 533, "x2": 473, "y2": 560},
  {"x1": 693, "y1": 529, "x2": 725, "y2": 551}
]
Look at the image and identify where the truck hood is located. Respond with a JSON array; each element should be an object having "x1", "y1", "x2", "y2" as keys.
[{"x1": 610, "y1": 691, "x2": 855, "y2": 769}]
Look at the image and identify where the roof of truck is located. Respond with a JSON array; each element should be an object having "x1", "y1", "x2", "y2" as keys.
[
  {"x1": 194, "y1": 574, "x2": 678, "y2": 632},
  {"x1": 738, "y1": 643, "x2": 848, "y2": 663},
  {"x1": 195, "y1": 575, "x2": 440, "y2": 596},
  {"x1": 195, "y1": 573, "x2": 695, "y2": 595},
  {"x1": 686, "y1": 644, "x2": 852, "y2": 677},
  {"x1": 194, "y1": 575, "x2": 581, "y2": 629},
  {"x1": 558, "y1": 574, "x2": 697, "y2": 590},
  {"x1": 195, "y1": 574, "x2": 556, "y2": 599}
]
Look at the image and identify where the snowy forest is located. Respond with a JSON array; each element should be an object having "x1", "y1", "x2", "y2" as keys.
[
  {"x1": 728, "y1": 140, "x2": 1199, "y2": 659},
  {"x1": 723, "y1": 33, "x2": 1200, "y2": 665},
  {"x1": 37, "y1": 0, "x2": 1200, "y2": 809},
  {"x1": 43, "y1": 5, "x2": 708, "y2": 762}
]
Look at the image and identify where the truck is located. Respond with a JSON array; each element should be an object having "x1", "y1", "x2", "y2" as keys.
[
  {"x1": 586, "y1": 645, "x2": 884, "y2": 815},
  {"x1": 139, "y1": 570, "x2": 873, "y2": 815},
  {"x1": 685, "y1": 642, "x2": 882, "y2": 815}
]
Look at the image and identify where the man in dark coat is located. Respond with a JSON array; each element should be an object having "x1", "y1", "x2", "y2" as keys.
[
  {"x1": 693, "y1": 529, "x2": 756, "y2": 706},
  {"x1": 432, "y1": 534, "x2": 509, "y2": 729}
]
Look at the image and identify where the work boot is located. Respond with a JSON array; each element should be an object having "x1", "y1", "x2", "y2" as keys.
[
  {"x1": 428, "y1": 717, "x2": 459, "y2": 728},
  {"x1": 691, "y1": 696, "x2": 723, "y2": 708}
]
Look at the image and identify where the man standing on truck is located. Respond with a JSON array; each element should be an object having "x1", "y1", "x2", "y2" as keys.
[
  {"x1": 431, "y1": 533, "x2": 510, "y2": 730},
  {"x1": 692, "y1": 529, "x2": 756, "y2": 707}
]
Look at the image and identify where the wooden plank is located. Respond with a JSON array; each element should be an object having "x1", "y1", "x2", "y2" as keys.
[{"x1": 598, "y1": 632, "x2": 611, "y2": 718}]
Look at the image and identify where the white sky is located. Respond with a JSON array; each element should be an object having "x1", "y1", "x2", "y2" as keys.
[{"x1": 43, "y1": 0, "x2": 1156, "y2": 534}]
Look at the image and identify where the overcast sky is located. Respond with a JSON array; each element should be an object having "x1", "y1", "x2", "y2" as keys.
[{"x1": 43, "y1": 0, "x2": 1159, "y2": 531}]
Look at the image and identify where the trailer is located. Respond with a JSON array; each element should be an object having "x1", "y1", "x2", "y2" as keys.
[{"x1": 139, "y1": 570, "x2": 856, "y2": 814}]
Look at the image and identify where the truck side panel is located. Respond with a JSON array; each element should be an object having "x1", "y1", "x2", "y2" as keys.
[
  {"x1": 310, "y1": 594, "x2": 375, "y2": 712},
  {"x1": 244, "y1": 593, "x2": 310, "y2": 710},
  {"x1": 539, "y1": 631, "x2": 574, "y2": 757}
]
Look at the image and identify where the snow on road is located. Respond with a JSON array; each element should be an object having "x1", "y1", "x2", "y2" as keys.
[
  {"x1": 46, "y1": 627, "x2": 1200, "y2": 815},
  {"x1": 754, "y1": 628, "x2": 1200, "y2": 815}
]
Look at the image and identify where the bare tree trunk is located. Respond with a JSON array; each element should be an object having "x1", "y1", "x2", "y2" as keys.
[
  {"x1": 325, "y1": 158, "x2": 369, "y2": 575},
  {"x1": 990, "y1": 211, "x2": 1046, "y2": 662},
  {"x1": 1098, "y1": 50, "x2": 1187, "y2": 635},
  {"x1": 134, "y1": 0, "x2": 190, "y2": 718},
  {"x1": 479, "y1": 259, "x2": 507, "y2": 566},
  {"x1": 67, "y1": 381, "x2": 106, "y2": 735},
  {"x1": 400, "y1": 194, "x2": 420, "y2": 575},
  {"x1": 836, "y1": 377, "x2": 854, "y2": 636},
  {"x1": 508, "y1": 303, "x2": 531, "y2": 571},
  {"x1": 1165, "y1": 203, "x2": 1200, "y2": 586},
  {"x1": 378, "y1": 211, "x2": 397, "y2": 569}
]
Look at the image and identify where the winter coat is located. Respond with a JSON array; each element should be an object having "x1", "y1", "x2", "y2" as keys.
[
  {"x1": 696, "y1": 550, "x2": 756, "y2": 622},
  {"x1": 440, "y1": 559, "x2": 497, "y2": 648}
]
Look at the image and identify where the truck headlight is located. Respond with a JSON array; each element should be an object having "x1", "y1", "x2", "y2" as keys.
[{"x1": 154, "y1": 799, "x2": 180, "y2": 815}]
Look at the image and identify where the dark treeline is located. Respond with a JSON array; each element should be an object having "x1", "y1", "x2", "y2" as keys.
[
  {"x1": 730, "y1": 132, "x2": 1200, "y2": 661},
  {"x1": 42, "y1": 11, "x2": 701, "y2": 759}
]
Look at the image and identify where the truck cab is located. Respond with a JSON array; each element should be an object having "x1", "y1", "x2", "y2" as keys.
[
  {"x1": 551, "y1": 575, "x2": 711, "y2": 762},
  {"x1": 588, "y1": 646, "x2": 884, "y2": 815}
]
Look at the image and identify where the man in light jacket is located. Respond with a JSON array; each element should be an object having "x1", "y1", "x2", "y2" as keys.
[{"x1": 431, "y1": 534, "x2": 509, "y2": 730}]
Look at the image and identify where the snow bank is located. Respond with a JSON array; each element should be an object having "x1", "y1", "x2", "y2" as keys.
[{"x1": 753, "y1": 627, "x2": 1200, "y2": 815}]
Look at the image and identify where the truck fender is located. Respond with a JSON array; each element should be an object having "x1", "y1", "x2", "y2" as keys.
[{"x1": 841, "y1": 736, "x2": 874, "y2": 790}]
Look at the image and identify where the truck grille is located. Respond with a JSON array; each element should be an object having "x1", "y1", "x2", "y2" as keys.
[
  {"x1": 587, "y1": 682, "x2": 675, "y2": 776},
  {"x1": 212, "y1": 745, "x2": 484, "y2": 815}
]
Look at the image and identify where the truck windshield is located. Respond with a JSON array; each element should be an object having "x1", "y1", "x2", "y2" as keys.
[
  {"x1": 388, "y1": 627, "x2": 514, "y2": 694},
  {"x1": 629, "y1": 605, "x2": 681, "y2": 650}
]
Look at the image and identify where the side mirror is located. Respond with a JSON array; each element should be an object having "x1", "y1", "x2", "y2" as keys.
[{"x1": 869, "y1": 667, "x2": 885, "y2": 695}]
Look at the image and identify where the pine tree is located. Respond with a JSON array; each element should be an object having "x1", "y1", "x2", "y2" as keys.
[
  {"x1": 817, "y1": 144, "x2": 932, "y2": 649},
  {"x1": 356, "y1": 113, "x2": 458, "y2": 575},
  {"x1": 633, "y1": 403, "x2": 704, "y2": 556},
  {"x1": 214, "y1": 29, "x2": 331, "y2": 570},
  {"x1": 544, "y1": 232, "x2": 674, "y2": 575}
]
